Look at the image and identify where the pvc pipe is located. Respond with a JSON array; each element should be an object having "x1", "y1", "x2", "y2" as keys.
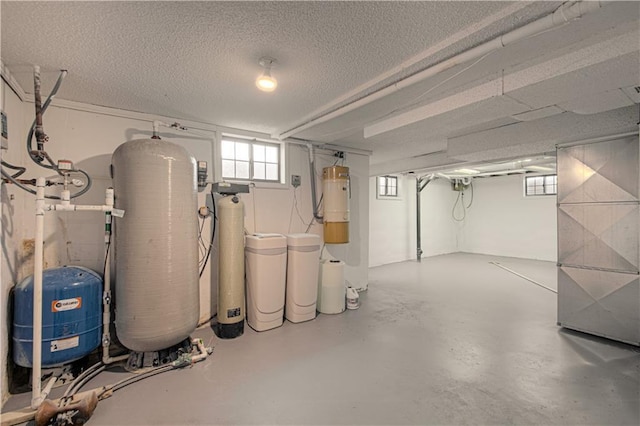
[
  {"x1": 306, "y1": 144, "x2": 323, "y2": 223},
  {"x1": 41, "y1": 376, "x2": 57, "y2": 400},
  {"x1": 60, "y1": 189, "x2": 71, "y2": 207},
  {"x1": 102, "y1": 191, "x2": 112, "y2": 364},
  {"x1": 30, "y1": 185, "x2": 126, "y2": 408},
  {"x1": 31, "y1": 177, "x2": 46, "y2": 409},
  {"x1": 416, "y1": 178, "x2": 422, "y2": 262},
  {"x1": 190, "y1": 338, "x2": 211, "y2": 363},
  {"x1": 46, "y1": 204, "x2": 113, "y2": 212},
  {"x1": 100, "y1": 188, "x2": 128, "y2": 365},
  {"x1": 152, "y1": 120, "x2": 169, "y2": 139},
  {"x1": 276, "y1": 0, "x2": 603, "y2": 140}
]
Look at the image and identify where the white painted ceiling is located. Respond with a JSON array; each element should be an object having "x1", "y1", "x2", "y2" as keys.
[{"x1": 1, "y1": 1, "x2": 639, "y2": 175}]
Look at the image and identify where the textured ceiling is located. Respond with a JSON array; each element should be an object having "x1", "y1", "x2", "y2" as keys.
[
  {"x1": 1, "y1": 1, "x2": 639, "y2": 174},
  {"x1": 1, "y1": 0, "x2": 517, "y2": 133}
]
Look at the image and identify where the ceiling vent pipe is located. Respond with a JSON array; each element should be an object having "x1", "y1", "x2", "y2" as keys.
[{"x1": 277, "y1": 0, "x2": 603, "y2": 140}]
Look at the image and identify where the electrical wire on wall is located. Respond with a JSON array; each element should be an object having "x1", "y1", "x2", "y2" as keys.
[
  {"x1": 288, "y1": 186, "x2": 313, "y2": 234},
  {"x1": 452, "y1": 180, "x2": 474, "y2": 222},
  {"x1": 198, "y1": 185, "x2": 217, "y2": 278}
]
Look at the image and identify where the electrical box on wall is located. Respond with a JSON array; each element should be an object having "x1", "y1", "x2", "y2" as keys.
[
  {"x1": 451, "y1": 179, "x2": 470, "y2": 191},
  {"x1": 1, "y1": 110, "x2": 8, "y2": 150},
  {"x1": 291, "y1": 175, "x2": 301, "y2": 188},
  {"x1": 197, "y1": 161, "x2": 208, "y2": 189}
]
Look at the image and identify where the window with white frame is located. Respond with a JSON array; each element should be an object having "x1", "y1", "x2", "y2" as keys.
[
  {"x1": 525, "y1": 174, "x2": 557, "y2": 196},
  {"x1": 377, "y1": 175, "x2": 398, "y2": 197},
  {"x1": 221, "y1": 138, "x2": 281, "y2": 182}
]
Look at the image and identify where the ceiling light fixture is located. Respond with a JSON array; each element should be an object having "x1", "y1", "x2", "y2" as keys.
[{"x1": 256, "y1": 57, "x2": 277, "y2": 92}]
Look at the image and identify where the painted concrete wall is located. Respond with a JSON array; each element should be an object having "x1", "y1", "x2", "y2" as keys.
[
  {"x1": 369, "y1": 176, "x2": 458, "y2": 267},
  {"x1": 459, "y1": 174, "x2": 557, "y2": 262},
  {"x1": 369, "y1": 174, "x2": 557, "y2": 267},
  {"x1": 0, "y1": 89, "x2": 369, "y2": 401}
]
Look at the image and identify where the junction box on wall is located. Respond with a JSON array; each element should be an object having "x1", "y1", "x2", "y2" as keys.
[{"x1": 451, "y1": 178, "x2": 470, "y2": 192}]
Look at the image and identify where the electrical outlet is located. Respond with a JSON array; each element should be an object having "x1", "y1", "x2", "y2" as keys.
[{"x1": 291, "y1": 175, "x2": 301, "y2": 188}]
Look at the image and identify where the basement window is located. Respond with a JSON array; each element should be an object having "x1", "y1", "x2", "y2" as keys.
[
  {"x1": 221, "y1": 137, "x2": 282, "y2": 182},
  {"x1": 525, "y1": 174, "x2": 557, "y2": 196},
  {"x1": 377, "y1": 175, "x2": 399, "y2": 198}
]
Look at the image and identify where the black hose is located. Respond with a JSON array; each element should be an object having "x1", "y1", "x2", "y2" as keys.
[
  {"x1": 1, "y1": 160, "x2": 26, "y2": 178},
  {"x1": 1, "y1": 167, "x2": 92, "y2": 200},
  {"x1": 199, "y1": 186, "x2": 217, "y2": 278}
]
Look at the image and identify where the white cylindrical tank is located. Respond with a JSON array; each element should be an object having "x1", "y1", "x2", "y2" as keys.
[
  {"x1": 285, "y1": 234, "x2": 320, "y2": 323},
  {"x1": 112, "y1": 139, "x2": 199, "y2": 352},
  {"x1": 317, "y1": 259, "x2": 346, "y2": 314},
  {"x1": 216, "y1": 195, "x2": 245, "y2": 338},
  {"x1": 322, "y1": 166, "x2": 349, "y2": 244},
  {"x1": 245, "y1": 234, "x2": 287, "y2": 332}
]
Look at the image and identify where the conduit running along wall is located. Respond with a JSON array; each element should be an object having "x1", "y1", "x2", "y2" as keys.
[
  {"x1": 323, "y1": 166, "x2": 350, "y2": 243},
  {"x1": 111, "y1": 139, "x2": 199, "y2": 352}
]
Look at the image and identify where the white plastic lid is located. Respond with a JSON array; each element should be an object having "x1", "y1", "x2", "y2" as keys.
[
  {"x1": 246, "y1": 233, "x2": 286, "y2": 250},
  {"x1": 286, "y1": 233, "x2": 321, "y2": 247}
]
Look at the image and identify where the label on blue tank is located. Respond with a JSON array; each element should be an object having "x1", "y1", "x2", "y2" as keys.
[
  {"x1": 51, "y1": 336, "x2": 79, "y2": 352},
  {"x1": 51, "y1": 297, "x2": 82, "y2": 312}
]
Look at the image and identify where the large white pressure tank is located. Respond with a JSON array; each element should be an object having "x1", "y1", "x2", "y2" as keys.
[
  {"x1": 323, "y1": 166, "x2": 349, "y2": 244},
  {"x1": 216, "y1": 195, "x2": 245, "y2": 338},
  {"x1": 111, "y1": 139, "x2": 199, "y2": 352}
]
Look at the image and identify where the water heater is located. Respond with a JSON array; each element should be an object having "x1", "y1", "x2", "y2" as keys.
[
  {"x1": 322, "y1": 165, "x2": 349, "y2": 244},
  {"x1": 111, "y1": 138, "x2": 199, "y2": 352}
]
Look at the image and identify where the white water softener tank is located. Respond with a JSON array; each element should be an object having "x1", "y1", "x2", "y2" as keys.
[
  {"x1": 245, "y1": 234, "x2": 287, "y2": 332},
  {"x1": 217, "y1": 195, "x2": 246, "y2": 338},
  {"x1": 285, "y1": 234, "x2": 321, "y2": 323},
  {"x1": 317, "y1": 259, "x2": 346, "y2": 314},
  {"x1": 112, "y1": 139, "x2": 199, "y2": 352}
]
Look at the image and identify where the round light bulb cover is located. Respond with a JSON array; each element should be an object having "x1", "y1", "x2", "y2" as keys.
[{"x1": 256, "y1": 75, "x2": 277, "y2": 92}]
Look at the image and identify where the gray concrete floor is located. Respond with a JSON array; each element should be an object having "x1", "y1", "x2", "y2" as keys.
[{"x1": 4, "y1": 253, "x2": 640, "y2": 425}]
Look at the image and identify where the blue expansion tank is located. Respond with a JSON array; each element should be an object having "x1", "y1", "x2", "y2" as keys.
[{"x1": 13, "y1": 266, "x2": 103, "y2": 368}]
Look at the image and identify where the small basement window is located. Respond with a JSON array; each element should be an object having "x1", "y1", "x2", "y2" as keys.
[
  {"x1": 525, "y1": 174, "x2": 557, "y2": 196},
  {"x1": 221, "y1": 137, "x2": 281, "y2": 182},
  {"x1": 377, "y1": 175, "x2": 398, "y2": 198}
]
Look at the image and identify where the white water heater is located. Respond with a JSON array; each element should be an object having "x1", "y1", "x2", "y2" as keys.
[
  {"x1": 216, "y1": 195, "x2": 245, "y2": 338},
  {"x1": 111, "y1": 139, "x2": 199, "y2": 352},
  {"x1": 322, "y1": 166, "x2": 349, "y2": 244}
]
